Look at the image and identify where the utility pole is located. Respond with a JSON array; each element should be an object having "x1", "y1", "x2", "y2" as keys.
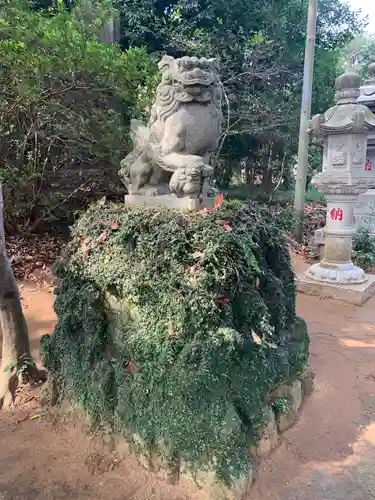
[{"x1": 293, "y1": 0, "x2": 317, "y2": 241}]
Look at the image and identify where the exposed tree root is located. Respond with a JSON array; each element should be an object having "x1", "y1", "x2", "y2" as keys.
[{"x1": 0, "y1": 360, "x2": 46, "y2": 410}]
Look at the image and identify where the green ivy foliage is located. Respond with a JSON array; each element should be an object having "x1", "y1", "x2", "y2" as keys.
[
  {"x1": 352, "y1": 229, "x2": 375, "y2": 272},
  {"x1": 41, "y1": 200, "x2": 309, "y2": 485}
]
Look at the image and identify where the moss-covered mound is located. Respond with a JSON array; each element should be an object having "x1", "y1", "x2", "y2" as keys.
[{"x1": 41, "y1": 200, "x2": 309, "y2": 485}]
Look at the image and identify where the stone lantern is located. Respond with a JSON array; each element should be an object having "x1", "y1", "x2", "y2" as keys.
[
  {"x1": 355, "y1": 62, "x2": 375, "y2": 232},
  {"x1": 298, "y1": 72, "x2": 375, "y2": 305}
]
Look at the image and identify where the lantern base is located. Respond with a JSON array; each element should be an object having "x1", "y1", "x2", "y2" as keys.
[
  {"x1": 296, "y1": 272, "x2": 375, "y2": 306},
  {"x1": 305, "y1": 261, "x2": 367, "y2": 285}
]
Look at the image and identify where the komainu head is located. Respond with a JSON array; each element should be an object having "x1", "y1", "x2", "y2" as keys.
[{"x1": 154, "y1": 55, "x2": 222, "y2": 111}]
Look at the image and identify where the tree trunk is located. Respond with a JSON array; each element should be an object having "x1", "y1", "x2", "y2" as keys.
[
  {"x1": 263, "y1": 146, "x2": 274, "y2": 194},
  {"x1": 0, "y1": 186, "x2": 40, "y2": 409}
]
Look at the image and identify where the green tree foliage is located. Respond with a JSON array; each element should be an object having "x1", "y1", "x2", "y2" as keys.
[
  {"x1": 342, "y1": 33, "x2": 375, "y2": 76},
  {"x1": 0, "y1": 0, "x2": 366, "y2": 233},
  {"x1": 0, "y1": 0, "x2": 157, "y2": 233},
  {"x1": 41, "y1": 201, "x2": 309, "y2": 484},
  {"x1": 114, "y1": 0, "x2": 364, "y2": 192},
  {"x1": 352, "y1": 228, "x2": 375, "y2": 271}
]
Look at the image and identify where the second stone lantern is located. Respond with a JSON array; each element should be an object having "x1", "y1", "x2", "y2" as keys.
[{"x1": 298, "y1": 71, "x2": 375, "y2": 305}]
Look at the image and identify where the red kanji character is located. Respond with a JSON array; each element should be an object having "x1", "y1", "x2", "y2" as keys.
[
  {"x1": 330, "y1": 208, "x2": 343, "y2": 221},
  {"x1": 365, "y1": 159, "x2": 372, "y2": 171}
]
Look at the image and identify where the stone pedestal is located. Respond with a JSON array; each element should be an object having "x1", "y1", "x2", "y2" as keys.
[
  {"x1": 307, "y1": 189, "x2": 367, "y2": 284},
  {"x1": 304, "y1": 187, "x2": 375, "y2": 304},
  {"x1": 296, "y1": 273, "x2": 375, "y2": 305},
  {"x1": 124, "y1": 193, "x2": 205, "y2": 211}
]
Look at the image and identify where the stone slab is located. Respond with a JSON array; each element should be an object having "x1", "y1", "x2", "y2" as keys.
[
  {"x1": 296, "y1": 273, "x2": 375, "y2": 306},
  {"x1": 255, "y1": 408, "x2": 280, "y2": 458},
  {"x1": 124, "y1": 194, "x2": 213, "y2": 211},
  {"x1": 354, "y1": 187, "x2": 375, "y2": 234}
]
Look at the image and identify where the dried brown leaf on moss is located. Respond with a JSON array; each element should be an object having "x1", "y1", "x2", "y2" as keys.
[
  {"x1": 167, "y1": 318, "x2": 176, "y2": 338},
  {"x1": 104, "y1": 220, "x2": 120, "y2": 230},
  {"x1": 215, "y1": 219, "x2": 230, "y2": 226},
  {"x1": 81, "y1": 237, "x2": 90, "y2": 260},
  {"x1": 251, "y1": 330, "x2": 262, "y2": 345},
  {"x1": 212, "y1": 193, "x2": 224, "y2": 210},
  {"x1": 98, "y1": 231, "x2": 108, "y2": 244},
  {"x1": 191, "y1": 251, "x2": 203, "y2": 259}
]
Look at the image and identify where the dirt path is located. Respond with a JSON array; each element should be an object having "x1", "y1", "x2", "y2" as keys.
[
  {"x1": 1, "y1": 273, "x2": 375, "y2": 499},
  {"x1": 251, "y1": 293, "x2": 375, "y2": 500},
  {"x1": 18, "y1": 283, "x2": 56, "y2": 362}
]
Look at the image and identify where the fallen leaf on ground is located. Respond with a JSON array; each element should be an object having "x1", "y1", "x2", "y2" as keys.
[{"x1": 6, "y1": 234, "x2": 64, "y2": 281}]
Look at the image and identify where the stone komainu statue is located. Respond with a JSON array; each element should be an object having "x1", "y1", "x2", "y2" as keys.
[{"x1": 119, "y1": 55, "x2": 223, "y2": 201}]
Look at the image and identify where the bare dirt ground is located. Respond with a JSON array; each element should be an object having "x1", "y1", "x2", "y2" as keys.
[{"x1": 1, "y1": 258, "x2": 375, "y2": 500}]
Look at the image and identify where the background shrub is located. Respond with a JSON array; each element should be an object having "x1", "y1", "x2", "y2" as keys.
[
  {"x1": 0, "y1": 1, "x2": 157, "y2": 233},
  {"x1": 352, "y1": 228, "x2": 375, "y2": 272}
]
